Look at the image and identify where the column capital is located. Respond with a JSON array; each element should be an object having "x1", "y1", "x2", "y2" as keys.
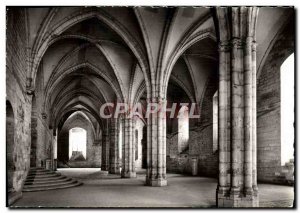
[
  {"x1": 218, "y1": 40, "x2": 231, "y2": 52},
  {"x1": 231, "y1": 37, "x2": 245, "y2": 49},
  {"x1": 147, "y1": 96, "x2": 166, "y2": 104}
]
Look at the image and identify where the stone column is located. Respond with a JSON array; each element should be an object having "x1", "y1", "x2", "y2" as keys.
[
  {"x1": 101, "y1": 130, "x2": 110, "y2": 171},
  {"x1": 146, "y1": 97, "x2": 167, "y2": 186},
  {"x1": 109, "y1": 118, "x2": 119, "y2": 174},
  {"x1": 121, "y1": 117, "x2": 136, "y2": 178},
  {"x1": 244, "y1": 36, "x2": 253, "y2": 194},
  {"x1": 146, "y1": 105, "x2": 152, "y2": 182},
  {"x1": 252, "y1": 41, "x2": 258, "y2": 194},
  {"x1": 216, "y1": 40, "x2": 231, "y2": 201},
  {"x1": 216, "y1": 6, "x2": 259, "y2": 207},
  {"x1": 230, "y1": 37, "x2": 244, "y2": 197}
]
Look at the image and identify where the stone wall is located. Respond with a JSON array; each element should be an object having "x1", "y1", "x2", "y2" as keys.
[
  {"x1": 31, "y1": 50, "x2": 54, "y2": 168},
  {"x1": 6, "y1": 8, "x2": 28, "y2": 89},
  {"x1": 6, "y1": 75, "x2": 32, "y2": 197},
  {"x1": 6, "y1": 8, "x2": 55, "y2": 198},
  {"x1": 6, "y1": 8, "x2": 32, "y2": 197},
  {"x1": 35, "y1": 116, "x2": 53, "y2": 167},
  {"x1": 257, "y1": 20, "x2": 294, "y2": 183}
]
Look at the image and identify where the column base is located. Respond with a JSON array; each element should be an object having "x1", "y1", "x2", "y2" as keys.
[
  {"x1": 52, "y1": 159, "x2": 57, "y2": 171},
  {"x1": 98, "y1": 170, "x2": 109, "y2": 176},
  {"x1": 145, "y1": 178, "x2": 167, "y2": 187},
  {"x1": 101, "y1": 165, "x2": 109, "y2": 171},
  {"x1": 217, "y1": 186, "x2": 259, "y2": 207},
  {"x1": 109, "y1": 166, "x2": 120, "y2": 174},
  {"x1": 121, "y1": 171, "x2": 136, "y2": 178}
]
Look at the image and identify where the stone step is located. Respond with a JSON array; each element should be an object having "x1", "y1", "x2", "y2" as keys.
[
  {"x1": 28, "y1": 171, "x2": 60, "y2": 176},
  {"x1": 29, "y1": 169, "x2": 53, "y2": 174},
  {"x1": 29, "y1": 167, "x2": 45, "y2": 171},
  {"x1": 28, "y1": 171, "x2": 57, "y2": 176},
  {"x1": 23, "y1": 179, "x2": 77, "y2": 189},
  {"x1": 25, "y1": 176, "x2": 65, "y2": 183},
  {"x1": 25, "y1": 175, "x2": 67, "y2": 183},
  {"x1": 25, "y1": 176, "x2": 70, "y2": 185},
  {"x1": 24, "y1": 168, "x2": 83, "y2": 192},
  {"x1": 26, "y1": 173, "x2": 61, "y2": 180},
  {"x1": 22, "y1": 181, "x2": 82, "y2": 192}
]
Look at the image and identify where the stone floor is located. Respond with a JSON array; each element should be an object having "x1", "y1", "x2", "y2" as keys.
[{"x1": 12, "y1": 168, "x2": 294, "y2": 208}]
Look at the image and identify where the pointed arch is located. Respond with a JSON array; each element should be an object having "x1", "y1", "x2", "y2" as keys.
[{"x1": 28, "y1": 8, "x2": 151, "y2": 99}]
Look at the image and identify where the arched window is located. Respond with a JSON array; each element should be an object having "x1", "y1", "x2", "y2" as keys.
[
  {"x1": 178, "y1": 105, "x2": 189, "y2": 153},
  {"x1": 69, "y1": 127, "x2": 87, "y2": 160},
  {"x1": 6, "y1": 101, "x2": 15, "y2": 192},
  {"x1": 213, "y1": 91, "x2": 218, "y2": 152},
  {"x1": 281, "y1": 53, "x2": 294, "y2": 165}
]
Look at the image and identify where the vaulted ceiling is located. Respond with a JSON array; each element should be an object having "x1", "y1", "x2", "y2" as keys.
[{"x1": 24, "y1": 6, "x2": 293, "y2": 133}]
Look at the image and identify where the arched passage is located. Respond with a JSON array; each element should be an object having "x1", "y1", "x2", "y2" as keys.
[
  {"x1": 257, "y1": 19, "x2": 294, "y2": 184},
  {"x1": 6, "y1": 100, "x2": 15, "y2": 193},
  {"x1": 57, "y1": 111, "x2": 101, "y2": 168},
  {"x1": 280, "y1": 53, "x2": 294, "y2": 165},
  {"x1": 178, "y1": 105, "x2": 189, "y2": 154},
  {"x1": 69, "y1": 127, "x2": 87, "y2": 161},
  {"x1": 133, "y1": 116, "x2": 145, "y2": 170}
]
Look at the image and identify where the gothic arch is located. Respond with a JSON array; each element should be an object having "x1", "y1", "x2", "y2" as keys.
[
  {"x1": 6, "y1": 100, "x2": 15, "y2": 193},
  {"x1": 28, "y1": 8, "x2": 151, "y2": 98}
]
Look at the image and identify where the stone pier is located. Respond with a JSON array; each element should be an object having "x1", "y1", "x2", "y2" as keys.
[{"x1": 216, "y1": 7, "x2": 259, "y2": 207}]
